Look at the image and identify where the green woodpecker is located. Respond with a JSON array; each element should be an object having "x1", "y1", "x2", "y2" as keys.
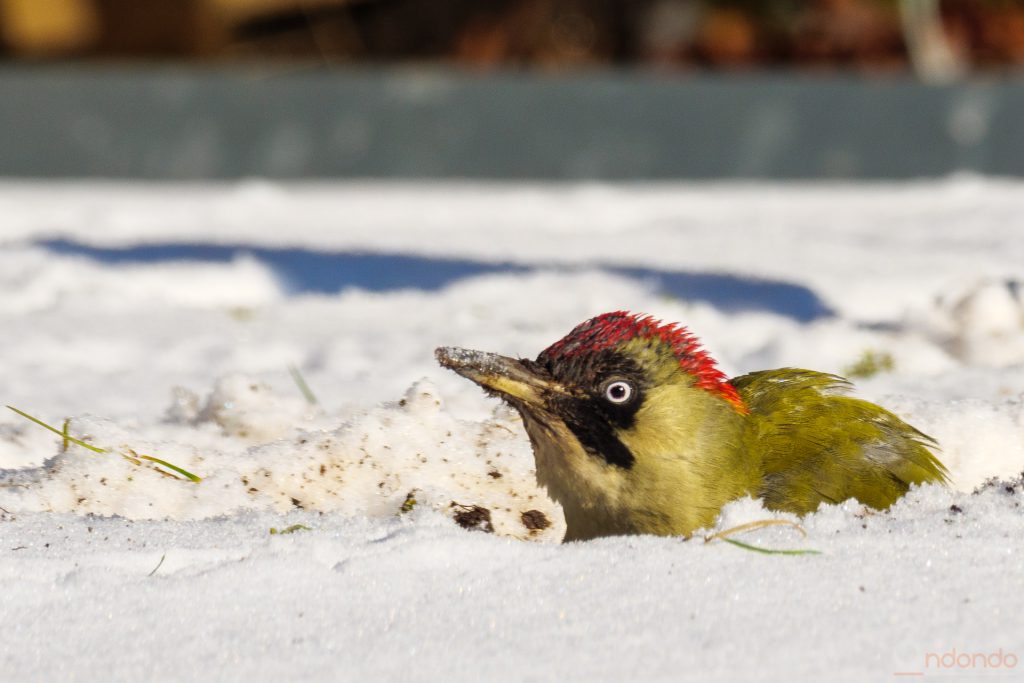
[{"x1": 437, "y1": 311, "x2": 948, "y2": 542}]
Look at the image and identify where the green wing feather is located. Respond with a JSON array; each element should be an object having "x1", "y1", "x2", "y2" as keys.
[{"x1": 731, "y1": 368, "x2": 949, "y2": 514}]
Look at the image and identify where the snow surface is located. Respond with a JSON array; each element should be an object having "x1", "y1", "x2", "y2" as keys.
[{"x1": 1, "y1": 177, "x2": 1023, "y2": 681}]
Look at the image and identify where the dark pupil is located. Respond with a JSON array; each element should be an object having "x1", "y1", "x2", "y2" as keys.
[{"x1": 609, "y1": 384, "x2": 627, "y2": 400}]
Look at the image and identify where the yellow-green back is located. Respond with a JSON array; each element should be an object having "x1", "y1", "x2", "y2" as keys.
[{"x1": 733, "y1": 368, "x2": 949, "y2": 514}]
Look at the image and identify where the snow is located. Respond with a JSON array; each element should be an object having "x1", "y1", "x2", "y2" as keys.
[{"x1": 1, "y1": 177, "x2": 1023, "y2": 681}]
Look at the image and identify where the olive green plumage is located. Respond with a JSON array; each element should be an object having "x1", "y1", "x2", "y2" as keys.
[
  {"x1": 733, "y1": 369, "x2": 948, "y2": 515},
  {"x1": 437, "y1": 311, "x2": 950, "y2": 542}
]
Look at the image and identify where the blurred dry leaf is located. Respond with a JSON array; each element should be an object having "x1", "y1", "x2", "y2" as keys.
[{"x1": 1, "y1": 0, "x2": 99, "y2": 55}]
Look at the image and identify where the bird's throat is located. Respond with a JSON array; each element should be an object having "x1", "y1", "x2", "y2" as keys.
[{"x1": 518, "y1": 384, "x2": 752, "y2": 541}]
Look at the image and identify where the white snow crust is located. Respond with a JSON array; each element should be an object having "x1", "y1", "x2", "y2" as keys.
[{"x1": 1, "y1": 178, "x2": 1022, "y2": 681}]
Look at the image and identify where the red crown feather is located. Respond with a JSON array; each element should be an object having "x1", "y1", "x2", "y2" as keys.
[{"x1": 541, "y1": 311, "x2": 747, "y2": 414}]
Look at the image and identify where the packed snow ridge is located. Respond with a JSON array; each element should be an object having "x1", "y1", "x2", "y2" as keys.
[{"x1": 0, "y1": 179, "x2": 1022, "y2": 681}]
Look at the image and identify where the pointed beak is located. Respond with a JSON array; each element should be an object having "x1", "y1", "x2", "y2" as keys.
[{"x1": 435, "y1": 346, "x2": 563, "y2": 407}]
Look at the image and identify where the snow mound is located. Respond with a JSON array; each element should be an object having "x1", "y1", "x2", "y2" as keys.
[
  {"x1": 4, "y1": 367, "x2": 1022, "y2": 544},
  {"x1": 1, "y1": 378, "x2": 564, "y2": 541},
  {"x1": 0, "y1": 246, "x2": 283, "y2": 314},
  {"x1": 912, "y1": 278, "x2": 1024, "y2": 366}
]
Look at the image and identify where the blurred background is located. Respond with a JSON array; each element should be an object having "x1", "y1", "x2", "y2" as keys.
[
  {"x1": 1, "y1": 0, "x2": 1023, "y2": 74},
  {"x1": 1, "y1": 0, "x2": 1024, "y2": 179}
]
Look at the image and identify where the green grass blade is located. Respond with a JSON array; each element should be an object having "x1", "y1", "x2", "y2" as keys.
[
  {"x1": 722, "y1": 537, "x2": 822, "y2": 556},
  {"x1": 288, "y1": 365, "x2": 318, "y2": 405},
  {"x1": 6, "y1": 405, "x2": 107, "y2": 453},
  {"x1": 137, "y1": 455, "x2": 202, "y2": 483},
  {"x1": 270, "y1": 524, "x2": 311, "y2": 535},
  {"x1": 8, "y1": 405, "x2": 201, "y2": 482}
]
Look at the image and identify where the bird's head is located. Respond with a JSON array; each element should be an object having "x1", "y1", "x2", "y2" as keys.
[{"x1": 437, "y1": 311, "x2": 750, "y2": 540}]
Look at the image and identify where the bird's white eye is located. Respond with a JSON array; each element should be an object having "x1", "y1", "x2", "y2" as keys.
[{"x1": 604, "y1": 380, "x2": 634, "y2": 404}]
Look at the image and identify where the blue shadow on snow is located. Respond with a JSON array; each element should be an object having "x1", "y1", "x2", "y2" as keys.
[{"x1": 38, "y1": 239, "x2": 832, "y2": 322}]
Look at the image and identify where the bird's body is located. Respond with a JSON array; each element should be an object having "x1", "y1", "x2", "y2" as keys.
[{"x1": 437, "y1": 311, "x2": 948, "y2": 542}]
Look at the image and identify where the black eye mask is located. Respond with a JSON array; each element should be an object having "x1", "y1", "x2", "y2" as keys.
[{"x1": 549, "y1": 394, "x2": 637, "y2": 470}]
